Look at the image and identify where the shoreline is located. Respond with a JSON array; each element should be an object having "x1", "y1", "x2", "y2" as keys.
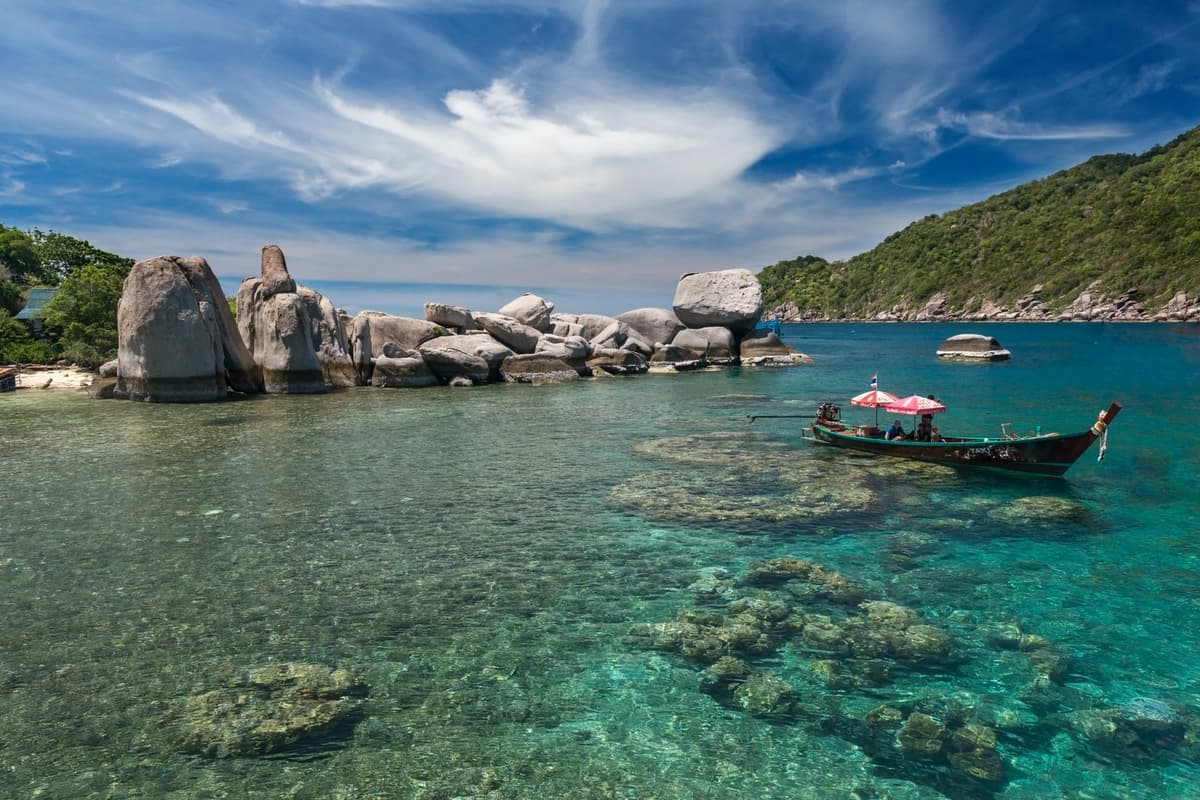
[{"x1": 9, "y1": 365, "x2": 97, "y2": 391}]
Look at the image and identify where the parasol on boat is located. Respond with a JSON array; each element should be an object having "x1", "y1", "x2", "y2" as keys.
[
  {"x1": 850, "y1": 389, "x2": 900, "y2": 426},
  {"x1": 884, "y1": 395, "x2": 947, "y2": 415}
]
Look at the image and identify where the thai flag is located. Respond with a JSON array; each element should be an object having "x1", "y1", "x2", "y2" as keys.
[{"x1": 869, "y1": 373, "x2": 877, "y2": 389}]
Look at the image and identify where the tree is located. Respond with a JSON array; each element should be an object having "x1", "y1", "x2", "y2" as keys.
[
  {"x1": 28, "y1": 228, "x2": 133, "y2": 283},
  {"x1": 0, "y1": 226, "x2": 44, "y2": 314},
  {"x1": 41, "y1": 262, "x2": 129, "y2": 368},
  {"x1": 0, "y1": 309, "x2": 54, "y2": 364}
]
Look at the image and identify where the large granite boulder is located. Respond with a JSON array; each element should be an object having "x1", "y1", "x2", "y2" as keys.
[
  {"x1": 590, "y1": 321, "x2": 652, "y2": 357},
  {"x1": 535, "y1": 333, "x2": 590, "y2": 361},
  {"x1": 550, "y1": 313, "x2": 620, "y2": 340},
  {"x1": 671, "y1": 326, "x2": 737, "y2": 363},
  {"x1": 672, "y1": 269, "x2": 763, "y2": 333},
  {"x1": 350, "y1": 311, "x2": 446, "y2": 383},
  {"x1": 499, "y1": 353, "x2": 580, "y2": 384},
  {"x1": 371, "y1": 352, "x2": 439, "y2": 388},
  {"x1": 419, "y1": 333, "x2": 513, "y2": 383},
  {"x1": 498, "y1": 293, "x2": 554, "y2": 332},
  {"x1": 936, "y1": 334, "x2": 1011, "y2": 361},
  {"x1": 116, "y1": 255, "x2": 263, "y2": 402},
  {"x1": 236, "y1": 246, "x2": 342, "y2": 394},
  {"x1": 616, "y1": 307, "x2": 685, "y2": 347},
  {"x1": 423, "y1": 302, "x2": 476, "y2": 332},
  {"x1": 474, "y1": 312, "x2": 541, "y2": 354}
]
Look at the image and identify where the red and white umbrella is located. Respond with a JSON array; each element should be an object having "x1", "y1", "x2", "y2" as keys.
[
  {"x1": 850, "y1": 389, "x2": 900, "y2": 408},
  {"x1": 885, "y1": 395, "x2": 947, "y2": 415}
]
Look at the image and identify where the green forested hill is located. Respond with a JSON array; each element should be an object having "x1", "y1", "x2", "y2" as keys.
[{"x1": 758, "y1": 125, "x2": 1200, "y2": 318}]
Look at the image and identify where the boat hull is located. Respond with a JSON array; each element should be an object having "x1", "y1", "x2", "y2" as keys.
[{"x1": 810, "y1": 424, "x2": 1103, "y2": 476}]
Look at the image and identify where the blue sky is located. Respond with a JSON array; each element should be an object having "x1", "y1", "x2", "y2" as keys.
[{"x1": 2, "y1": 0, "x2": 1198, "y2": 316}]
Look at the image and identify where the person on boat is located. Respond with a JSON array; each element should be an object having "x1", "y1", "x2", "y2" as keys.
[
  {"x1": 930, "y1": 426, "x2": 943, "y2": 442},
  {"x1": 885, "y1": 420, "x2": 907, "y2": 440},
  {"x1": 915, "y1": 414, "x2": 933, "y2": 441}
]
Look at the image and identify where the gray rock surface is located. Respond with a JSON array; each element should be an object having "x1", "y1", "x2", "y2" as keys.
[
  {"x1": 116, "y1": 255, "x2": 261, "y2": 402},
  {"x1": 498, "y1": 293, "x2": 554, "y2": 332},
  {"x1": 499, "y1": 353, "x2": 580, "y2": 384},
  {"x1": 423, "y1": 302, "x2": 476, "y2": 332},
  {"x1": 259, "y1": 243, "x2": 297, "y2": 297},
  {"x1": 350, "y1": 311, "x2": 446, "y2": 383},
  {"x1": 371, "y1": 354, "x2": 439, "y2": 388},
  {"x1": 419, "y1": 332, "x2": 513, "y2": 383},
  {"x1": 474, "y1": 312, "x2": 541, "y2": 354},
  {"x1": 587, "y1": 350, "x2": 649, "y2": 376},
  {"x1": 671, "y1": 326, "x2": 737, "y2": 362},
  {"x1": 616, "y1": 307, "x2": 685, "y2": 346},
  {"x1": 672, "y1": 269, "x2": 763, "y2": 332}
]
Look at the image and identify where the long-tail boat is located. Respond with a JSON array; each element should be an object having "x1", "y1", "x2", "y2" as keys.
[{"x1": 795, "y1": 401, "x2": 1122, "y2": 476}]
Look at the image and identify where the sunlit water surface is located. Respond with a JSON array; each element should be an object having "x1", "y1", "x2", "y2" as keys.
[{"x1": 2, "y1": 323, "x2": 1198, "y2": 799}]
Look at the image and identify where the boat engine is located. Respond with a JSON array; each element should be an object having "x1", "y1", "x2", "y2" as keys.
[{"x1": 816, "y1": 402, "x2": 841, "y2": 423}]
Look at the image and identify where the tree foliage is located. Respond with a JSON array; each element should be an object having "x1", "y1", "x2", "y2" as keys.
[
  {"x1": 42, "y1": 262, "x2": 129, "y2": 368},
  {"x1": 0, "y1": 309, "x2": 55, "y2": 364},
  {"x1": 28, "y1": 228, "x2": 133, "y2": 283},
  {"x1": 758, "y1": 125, "x2": 1200, "y2": 317}
]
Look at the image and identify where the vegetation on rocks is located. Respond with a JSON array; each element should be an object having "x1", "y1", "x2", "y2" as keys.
[{"x1": 758, "y1": 124, "x2": 1200, "y2": 319}]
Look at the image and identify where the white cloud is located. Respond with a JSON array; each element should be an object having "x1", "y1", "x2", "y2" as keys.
[{"x1": 935, "y1": 109, "x2": 1129, "y2": 141}]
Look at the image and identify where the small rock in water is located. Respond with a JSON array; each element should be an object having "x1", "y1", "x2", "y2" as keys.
[{"x1": 203, "y1": 509, "x2": 224, "y2": 516}]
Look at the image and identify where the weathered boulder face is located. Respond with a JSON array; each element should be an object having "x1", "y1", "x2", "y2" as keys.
[
  {"x1": 616, "y1": 307, "x2": 685, "y2": 347},
  {"x1": 297, "y1": 287, "x2": 356, "y2": 387},
  {"x1": 498, "y1": 293, "x2": 554, "y2": 332},
  {"x1": 474, "y1": 312, "x2": 541, "y2": 354},
  {"x1": 174, "y1": 662, "x2": 366, "y2": 759},
  {"x1": 535, "y1": 333, "x2": 590, "y2": 362},
  {"x1": 117, "y1": 255, "x2": 262, "y2": 403},
  {"x1": 349, "y1": 311, "x2": 446, "y2": 384},
  {"x1": 259, "y1": 243, "x2": 297, "y2": 297},
  {"x1": 423, "y1": 302, "x2": 476, "y2": 332},
  {"x1": 671, "y1": 326, "x2": 737, "y2": 362},
  {"x1": 238, "y1": 282, "x2": 326, "y2": 394},
  {"x1": 936, "y1": 334, "x2": 1011, "y2": 361},
  {"x1": 419, "y1": 333, "x2": 513, "y2": 383},
  {"x1": 499, "y1": 353, "x2": 580, "y2": 384},
  {"x1": 591, "y1": 321, "x2": 653, "y2": 357},
  {"x1": 672, "y1": 269, "x2": 763, "y2": 333},
  {"x1": 371, "y1": 354, "x2": 439, "y2": 388},
  {"x1": 551, "y1": 313, "x2": 620, "y2": 341}
]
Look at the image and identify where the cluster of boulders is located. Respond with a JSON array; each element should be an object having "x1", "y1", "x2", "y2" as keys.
[
  {"x1": 768, "y1": 283, "x2": 1200, "y2": 322},
  {"x1": 629, "y1": 555, "x2": 1200, "y2": 794},
  {"x1": 101, "y1": 246, "x2": 807, "y2": 402},
  {"x1": 935, "y1": 333, "x2": 1011, "y2": 361}
]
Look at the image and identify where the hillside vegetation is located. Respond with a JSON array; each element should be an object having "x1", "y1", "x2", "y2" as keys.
[{"x1": 758, "y1": 125, "x2": 1200, "y2": 318}]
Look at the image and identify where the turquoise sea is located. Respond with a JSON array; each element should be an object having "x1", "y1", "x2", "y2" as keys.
[{"x1": 2, "y1": 322, "x2": 1199, "y2": 800}]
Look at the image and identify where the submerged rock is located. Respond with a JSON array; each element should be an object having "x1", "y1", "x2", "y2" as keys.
[{"x1": 174, "y1": 662, "x2": 367, "y2": 758}]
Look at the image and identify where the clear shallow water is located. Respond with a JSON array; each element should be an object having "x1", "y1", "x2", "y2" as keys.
[{"x1": 1, "y1": 322, "x2": 1198, "y2": 800}]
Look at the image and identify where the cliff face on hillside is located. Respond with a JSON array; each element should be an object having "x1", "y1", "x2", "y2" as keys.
[{"x1": 759, "y1": 125, "x2": 1200, "y2": 322}]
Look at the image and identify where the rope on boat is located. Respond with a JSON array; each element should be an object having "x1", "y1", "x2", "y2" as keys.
[{"x1": 1091, "y1": 413, "x2": 1109, "y2": 461}]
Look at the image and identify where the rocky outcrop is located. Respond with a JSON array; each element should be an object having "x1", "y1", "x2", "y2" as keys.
[
  {"x1": 116, "y1": 255, "x2": 262, "y2": 402},
  {"x1": 498, "y1": 293, "x2": 554, "y2": 332},
  {"x1": 590, "y1": 321, "x2": 653, "y2": 357},
  {"x1": 236, "y1": 246, "x2": 344, "y2": 394},
  {"x1": 423, "y1": 302, "x2": 475, "y2": 332},
  {"x1": 418, "y1": 333, "x2": 513, "y2": 384},
  {"x1": 673, "y1": 269, "x2": 763, "y2": 333},
  {"x1": 936, "y1": 334, "x2": 1011, "y2": 361},
  {"x1": 616, "y1": 308, "x2": 685, "y2": 347},
  {"x1": 587, "y1": 350, "x2": 649, "y2": 376},
  {"x1": 550, "y1": 313, "x2": 620, "y2": 340},
  {"x1": 370, "y1": 349, "x2": 439, "y2": 388},
  {"x1": 670, "y1": 326, "x2": 736, "y2": 363},
  {"x1": 474, "y1": 312, "x2": 541, "y2": 353},
  {"x1": 350, "y1": 310, "x2": 446, "y2": 384}
]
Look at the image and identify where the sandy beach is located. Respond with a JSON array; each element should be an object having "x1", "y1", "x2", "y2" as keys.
[{"x1": 11, "y1": 365, "x2": 97, "y2": 390}]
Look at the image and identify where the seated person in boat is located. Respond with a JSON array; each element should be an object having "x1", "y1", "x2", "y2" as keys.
[
  {"x1": 915, "y1": 414, "x2": 933, "y2": 441},
  {"x1": 885, "y1": 420, "x2": 907, "y2": 440},
  {"x1": 930, "y1": 426, "x2": 943, "y2": 442}
]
